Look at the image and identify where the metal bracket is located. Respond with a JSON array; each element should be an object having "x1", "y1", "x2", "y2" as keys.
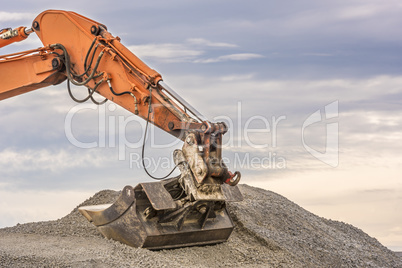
[{"x1": 181, "y1": 133, "x2": 208, "y2": 184}]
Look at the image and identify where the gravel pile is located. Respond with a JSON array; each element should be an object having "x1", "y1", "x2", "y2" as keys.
[{"x1": 0, "y1": 184, "x2": 401, "y2": 267}]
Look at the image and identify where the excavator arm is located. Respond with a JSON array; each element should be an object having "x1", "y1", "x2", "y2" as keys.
[
  {"x1": 2, "y1": 11, "x2": 190, "y2": 139},
  {"x1": 0, "y1": 10, "x2": 242, "y2": 249}
]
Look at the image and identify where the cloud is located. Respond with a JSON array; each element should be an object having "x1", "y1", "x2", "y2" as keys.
[
  {"x1": 128, "y1": 39, "x2": 260, "y2": 63},
  {"x1": 0, "y1": 148, "x2": 109, "y2": 174},
  {"x1": 195, "y1": 53, "x2": 264, "y2": 63},
  {"x1": 336, "y1": 4, "x2": 392, "y2": 20},
  {"x1": 128, "y1": 43, "x2": 203, "y2": 62},
  {"x1": 186, "y1": 38, "x2": 237, "y2": 48},
  {"x1": 301, "y1": 53, "x2": 333, "y2": 57},
  {"x1": 219, "y1": 73, "x2": 255, "y2": 82},
  {"x1": 164, "y1": 74, "x2": 402, "y2": 174},
  {"x1": 0, "y1": 12, "x2": 36, "y2": 22}
]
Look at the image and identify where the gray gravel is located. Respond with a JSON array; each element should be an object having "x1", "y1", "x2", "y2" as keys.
[{"x1": 0, "y1": 184, "x2": 401, "y2": 267}]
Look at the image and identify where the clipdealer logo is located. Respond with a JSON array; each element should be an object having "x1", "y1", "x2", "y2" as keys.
[
  {"x1": 64, "y1": 101, "x2": 339, "y2": 169},
  {"x1": 302, "y1": 101, "x2": 339, "y2": 167}
]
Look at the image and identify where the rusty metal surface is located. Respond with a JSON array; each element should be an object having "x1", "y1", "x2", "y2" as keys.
[
  {"x1": 175, "y1": 149, "x2": 227, "y2": 201},
  {"x1": 95, "y1": 200, "x2": 234, "y2": 249},
  {"x1": 138, "y1": 182, "x2": 176, "y2": 210},
  {"x1": 141, "y1": 206, "x2": 234, "y2": 249},
  {"x1": 96, "y1": 205, "x2": 147, "y2": 248},
  {"x1": 182, "y1": 133, "x2": 208, "y2": 184},
  {"x1": 221, "y1": 184, "x2": 244, "y2": 202},
  {"x1": 79, "y1": 180, "x2": 237, "y2": 249},
  {"x1": 136, "y1": 182, "x2": 235, "y2": 249},
  {"x1": 78, "y1": 185, "x2": 135, "y2": 226},
  {"x1": 79, "y1": 144, "x2": 243, "y2": 250}
]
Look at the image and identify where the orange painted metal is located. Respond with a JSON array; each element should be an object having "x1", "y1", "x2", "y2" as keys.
[
  {"x1": 1, "y1": 10, "x2": 189, "y2": 139},
  {"x1": 0, "y1": 26, "x2": 30, "y2": 48},
  {"x1": 34, "y1": 10, "x2": 189, "y2": 139},
  {"x1": 0, "y1": 48, "x2": 66, "y2": 100}
]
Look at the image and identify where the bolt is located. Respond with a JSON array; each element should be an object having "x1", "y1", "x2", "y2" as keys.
[
  {"x1": 32, "y1": 21, "x2": 39, "y2": 31},
  {"x1": 210, "y1": 158, "x2": 219, "y2": 166},
  {"x1": 197, "y1": 206, "x2": 207, "y2": 214},
  {"x1": 126, "y1": 189, "x2": 131, "y2": 197},
  {"x1": 51, "y1": 58, "x2": 59, "y2": 69},
  {"x1": 186, "y1": 136, "x2": 194, "y2": 145},
  {"x1": 196, "y1": 167, "x2": 203, "y2": 175},
  {"x1": 91, "y1": 25, "x2": 99, "y2": 35},
  {"x1": 200, "y1": 185, "x2": 208, "y2": 192}
]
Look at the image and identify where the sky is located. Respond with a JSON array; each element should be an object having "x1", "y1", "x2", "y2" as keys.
[{"x1": 1, "y1": 0, "x2": 402, "y2": 251}]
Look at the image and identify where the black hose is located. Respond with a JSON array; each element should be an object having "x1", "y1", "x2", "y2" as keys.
[
  {"x1": 141, "y1": 87, "x2": 183, "y2": 180},
  {"x1": 73, "y1": 38, "x2": 98, "y2": 78},
  {"x1": 108, "y1": 83, "x2": 132, "y2": 96},
  {"x1": 51, "y1": 43, "x2": 104, "y2": 86},
  {"x1": 88, "y1": 88, "x2": 108, "y2": 105},
  {"x1": 53, "y1": 43, "x2": 107, "y2": 105},
  {"x1": 58, "y1": 42, "x2": 182, "y2": 180},
  {"x1": 67, "y1": 79, "x2": 103, "y2": 103}
]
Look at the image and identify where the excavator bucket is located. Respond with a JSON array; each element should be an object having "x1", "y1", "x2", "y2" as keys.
[{"x1": 79, "y1": 177, "x2": 243, "y2": 249}]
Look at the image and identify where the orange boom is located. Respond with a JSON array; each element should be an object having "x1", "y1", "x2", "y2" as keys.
[{"x1": 0, "y1": 10, "x2": 242, "y2": 249}]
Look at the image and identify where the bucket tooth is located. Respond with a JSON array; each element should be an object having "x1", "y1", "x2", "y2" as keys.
[{"x1": 78, "y1": 180, "x2": 242, "y2": 249}]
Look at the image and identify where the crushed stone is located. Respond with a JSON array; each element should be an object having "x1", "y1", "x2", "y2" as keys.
[{"x1": 0, "y1": 184, "x2": 401, "y2": 267}]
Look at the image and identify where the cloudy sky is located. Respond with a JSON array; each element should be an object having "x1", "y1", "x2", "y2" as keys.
[{"x1": 1, "y1": 0, "x2": 402, "y2": 251}]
